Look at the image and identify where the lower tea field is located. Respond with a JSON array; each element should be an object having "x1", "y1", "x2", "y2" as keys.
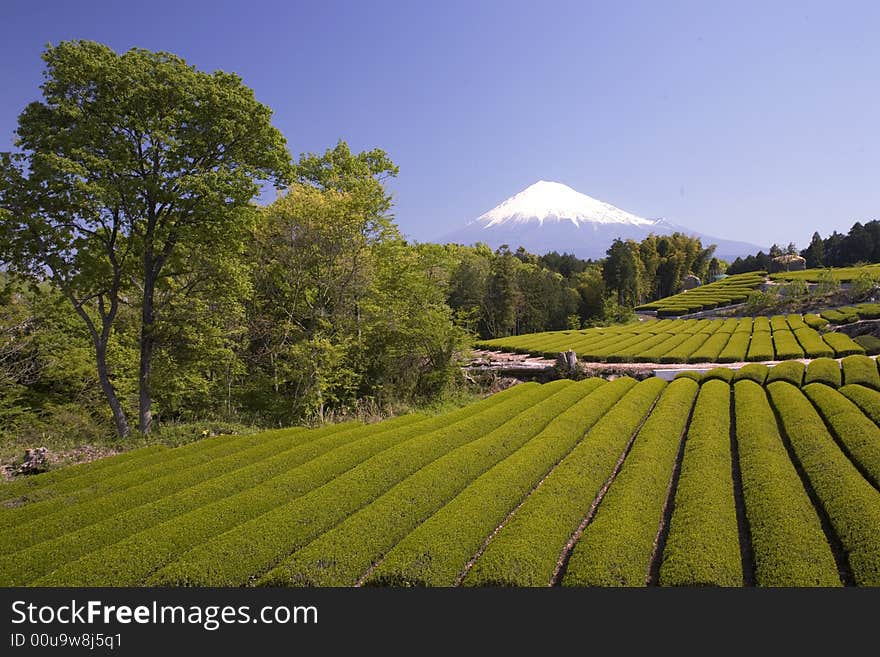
[
  {"x1": 2, "y1": 374, "x2": 879, "y2": 587},
  {"x1": 476, "y1": 315, "x2": 865, "y2": 363}
]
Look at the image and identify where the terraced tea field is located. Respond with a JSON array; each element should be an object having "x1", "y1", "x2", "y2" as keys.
[
  {"x1": 476, "y1": 315, "x2": 865, "y2": 363},
  {"x1": 635, "y1": 272, "x2": 766, "y2": 316},
  {"x1": 771, "y1": 263, "x2": 880, "y2": 283},
  {"x1": 3, "y1": 371, "x2": 879, "y2": 587}
]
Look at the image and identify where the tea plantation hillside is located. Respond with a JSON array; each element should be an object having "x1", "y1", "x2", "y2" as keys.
[
  {"x1": 3, "y1": 365, "x2": 880, "y2": 587},
  {"x1": 476, "y1": 315, "x2": 865, "y2": 363}
]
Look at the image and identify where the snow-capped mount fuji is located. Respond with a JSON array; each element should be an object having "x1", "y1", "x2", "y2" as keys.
[{"x1": 441, "y1": 180, "x2": 763, "y2": 260}]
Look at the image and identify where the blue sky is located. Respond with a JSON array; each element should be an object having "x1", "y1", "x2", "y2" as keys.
[{"x1": 2, "y1": 0, "x2": 878, "y2": 250}]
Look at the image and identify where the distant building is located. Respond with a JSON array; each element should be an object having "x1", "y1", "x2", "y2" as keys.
[
  {"x1": 681, "y1": 274, "x2": 702, "y2": 290},
  {"x1": 770, "y1": 254, "x2": 806, "y2": 273}
]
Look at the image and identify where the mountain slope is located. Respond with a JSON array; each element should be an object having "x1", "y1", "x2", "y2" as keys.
[{"x1": 441, "y1": 181, "x2": 763, "y2": 260}]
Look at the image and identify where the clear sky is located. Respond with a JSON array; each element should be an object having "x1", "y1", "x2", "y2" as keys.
[{"x1": 2, "y1": 0, "x2": 878, "y2": 250}]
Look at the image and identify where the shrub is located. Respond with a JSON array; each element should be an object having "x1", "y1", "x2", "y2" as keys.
[
  {"x1": 462, "y1": 378, "x2": 667, "y2": 586},
  {"x1": 561, "y1": 379, "x2": 699, "y2": 586},
  {"x1": 258, "y1": 380, "x2": 601, "y2": 587},
  {"x1": 733, "y1": 363, "x2": 769, "y2": 385},
  {"x1": 804, "y1": 358, "x2": 842, "y2": 387},
  {"x1": 803, "y1": 314, "x2": 829, "y2": 329},
  {"x1": 733, "y1": 381, "x2": 840, "y2": 586},
  {"x1": 802, "y1": 384, "x2": 880, "y2": 489},
  {"x1": 25, "y1": 384, "x2": 540, "y2": 586},
  {"x1": 794, "y1": 328, "x2": 834, "y2": 358},
  {"x1": 767, "y1": 382, "x2": 880, "y2": 585},
  {"x1": 674, "y1": 371, "x2": 704, "y2": 382},
  {"x1": 702, "y1": 367, "x2": 735, "y2": 383},
  {"x1": 3, "y1": 414, "x2": 428, "y2": 585},
  {"x1": 746, "y1": 331, "x2": 774, "y2": 362},
  {"x1": 718, "y1": 333, "x2": 750, "y2": 363},
  {"x1": 823, "y1": 332, "x2": 866, "y2": 357},
  {"x1": 766, "y1": 361, "x2": 805, "y2": 387},
  {"x1": 839, "y1": 384, "x2": 880, "y2": 425},
  {"x1": 361, "y1": 379, "x2": 637, "y2": 587},
  {"x1": 772, "y1": 330, "x2": 805, "y2": 360},
  {"x1": 854, "y1": 335, "x2": 880, "y2": 356},
  {"x1": 688, "y1": 334, "x2": 732, "y2": 363},
  {"x1": 146, "y1": 383, "x2": 564, "y2": 587},
  {"x1": 659, "y1": 380, "x2": 742, "y2": 586},
  {"x1": 841, "y1": 355, "x2": 880, "y2": 389}
]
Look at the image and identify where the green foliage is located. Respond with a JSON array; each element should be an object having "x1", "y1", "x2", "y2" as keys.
[
  {"x1": 733, "y1": 381, "x2": 840, "y2": 586},
  {"x1": 839, "y1": 384, "x2": 880, "y2": 424},
  {"x1": 746, "y1": 331, "x2": 774, "y2": 362},
  {"x1": 365, "y1": 379, "x2": 632, "y2": 587},
  {"x1": 803, "y1": 384, "x2": 880, "y2": 489},
  {"x1": 659, "y1": 379, "x2": 742, "y2": 586},
  {"x1": 260, "y1": 379, "x2": 591, "y2": 586},
  {"x1": 147, "y1": 384, "x2": 548, "y2": 586},
  {"x1": 463, "y1": 378, "x2": 665, "y2": 586},
  {"x1": 822, "y1": 332, "x2": 866, "y2": 357},
  {"x1": 794, "y1": 327, "x2": 834, "y2": 358},
  {"x1": 24, "y1": 386, "x2": 528, "y2": 586},
  {"x1": 840, "y1": 355, "x2": 880, "y2": 389},
  {"x1": 563, "y1": 379, "x2": 698, "y2": 586},
  {"x1": 765, "y1": 361, "x2": 805, "y2": 386},
  {"x1": 0, "y1": 40, "x2": 291, "y2": 436},
  {"x1": 768, "y1": 382, "x2": 880, "y2": 585},
  {"x1": 733, "y1": 363, "x2": 769, "y2": 384},
  {"x1": 804, "y1": 358, "x2": 842, "y2": 387}
]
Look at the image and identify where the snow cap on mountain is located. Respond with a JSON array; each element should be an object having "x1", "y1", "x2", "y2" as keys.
[{"x1": 475, "y1": 180, "x2": 653, "y2": 228}]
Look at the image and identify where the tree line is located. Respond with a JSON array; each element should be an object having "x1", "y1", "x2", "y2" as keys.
[{"x1": 728, "y1": 220, "x2": 880, "y2": 274}]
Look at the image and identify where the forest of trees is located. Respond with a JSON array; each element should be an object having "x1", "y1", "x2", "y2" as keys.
[{"x1": 728, "y1": 221, "x2": 880, "y2": 274}]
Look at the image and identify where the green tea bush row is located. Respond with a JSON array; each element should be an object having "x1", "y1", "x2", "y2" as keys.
[
  {"x1": 718, "y1": 333, "x2": 750, "y2": 363},
  {"x1": 361, "y1": 380, "x2": 636, "y2": 587},
  {"x1": 0, "y1": 446, "x2": 167, "y2": 505},
  {"x1": 687, "y1": 333, "x2": 731, "y2": 363},
  {"x1": 31, "y1": 385, "x2": 542, "y2": 587},
  {"x1": 765, "y1": 361, "x2": 805, "y2": 386},
  {"x1": 145, "y1": 383, "x2": 564, "y2": 587},
  {"x1": 823, "y1": 332, "x2": 866, "y2": 357},
  {"x1": 767, "y1": 382, "x2": 880, "y2": 585},
  {"x1": 271, "y1": 379, "x2": 625, "y2": 587},
  {"x1": 854, "y1": 335, "x2": 880, "y2": 356},
  {"x1": 772, "y1": 330, "x2": 805, "y2": 360},
  {"x1": 658, "y1": 332, "x2": 710, "y2": 364},
  {"x1": 561, "y1": 379, "x2": 699, "y2": 586},
  {"x1": 733, "y1": 364, "x2": 769, "y2": 385},
  {"x1": 255, "y1": 380, "x2": 596, "y2": 587},
  {"x1": 659, "y1": 380, "x2": 742, "y2": 586},
  {"x1": 794, "y1": 328, "x2": 834, "y2": 358},
  {"x1": 841, "y1": 355, "x2": 880, "y2": 388},
  {"x1": 746, "y1": 331, "x2": 774, "y2": 362},
  {"x1": 0, "y1": 427, "x2": 312, "y2": 528},
  {"x1": 3, "y1": 414, "x2": 430, "y2": 585},
  {"x1": 802, "y1": 384, "x2": 880, "y2": 489},
  {"x1": 805, "y1": 358, "x2": 842, "y2": 387},
  {"x1": 733, "y1": 381, "x2": 840, "y2": 586},
  {"x1": 0, "y1": 426, "x2": 326, "y2": 551},
  {"x1": 461, "y1": 378, "x2": 667, "y2": 586},
  {"x1": 839, "y1": 384, "x2": 880, "y2": 425}
]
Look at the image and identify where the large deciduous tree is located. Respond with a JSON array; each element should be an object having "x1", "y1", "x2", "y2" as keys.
[{"x1": 0, "y1": 41, "x2": 290, "y2": 435}]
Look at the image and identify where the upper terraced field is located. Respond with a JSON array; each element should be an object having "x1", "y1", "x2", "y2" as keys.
[
  {"x1": 3, "y1": 369, "x2": 880, "y2": 587},
  {"x1": 476, "y1": 315, "x2": 864, "y2": 364}
]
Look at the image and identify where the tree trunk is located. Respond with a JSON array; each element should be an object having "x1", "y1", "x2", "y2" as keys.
[
  {"x1": 95, "y1": 340, "x2": 130, "y2": 437},
  {"x1": 139, "y1": 270, "x2": 156, "y2": 434}
]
